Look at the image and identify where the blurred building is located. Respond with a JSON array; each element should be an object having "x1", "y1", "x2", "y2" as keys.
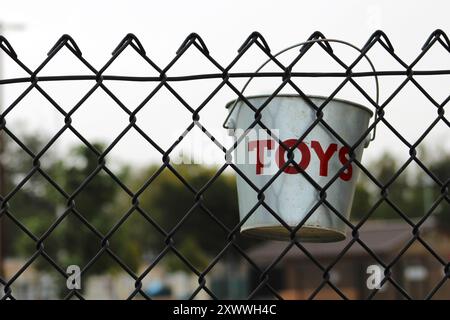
[
  {"x1": 2, "y1": 258, "x2": 57, "y2": 299},
  {"x1": 247, "y1": 219, "x2": 450, "y2": 299},
  {"x1": 2, "y1": 219, "x2": 449, "y2": 300}
]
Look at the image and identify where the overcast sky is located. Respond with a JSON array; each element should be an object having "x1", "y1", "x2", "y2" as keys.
[{"x1": 1, "y1": 0, "x2": 449, "y2": 170}]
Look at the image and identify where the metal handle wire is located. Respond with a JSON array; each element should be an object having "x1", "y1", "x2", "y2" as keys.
[{"x1": 223, "y1": 38, "x2": 380, "y2": 143}]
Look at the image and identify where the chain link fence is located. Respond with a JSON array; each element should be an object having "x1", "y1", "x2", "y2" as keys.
[{"x1": 0, "y1": 30, "x2": 449, "y2": 300}]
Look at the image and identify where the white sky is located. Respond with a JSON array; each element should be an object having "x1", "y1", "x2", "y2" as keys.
[{"x1": 0, "y1": 0, "x2": 449, "y2": 171}]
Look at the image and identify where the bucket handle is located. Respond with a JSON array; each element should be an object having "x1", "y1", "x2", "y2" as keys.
[{"x1": 223, "y1": 38, "x2": 380, "y2": 146}]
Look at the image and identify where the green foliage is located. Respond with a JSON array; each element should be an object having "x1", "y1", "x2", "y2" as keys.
[
  {"x1": 43, "y1": 144, "x2": 123, "y2": 272},
  {"x1": 429, "y1": 154, "x2": 450, "y2": 231},
  {"x1": 3, "y1": 134, "x2": 58, "y2": 258},
  {"x1": 164, "y1": 237, "x2": 210, "y2": 272},
  {"x1": 4, "y1": 137, "x2": 135, "y2": 276},
  {"x1": 124, "y1": 164, "x2": 249, "y2": 271},
  {"x1": 350, "y1": 183, "x2": 372, "y2": 221},
  {"x1": 351, "y1": 150, "x2": 450, "y2": 224}
]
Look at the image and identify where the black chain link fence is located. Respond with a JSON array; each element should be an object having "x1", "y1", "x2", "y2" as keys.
[{"x1": 0, "y1": 30, "x2": 449, "y2": 300}]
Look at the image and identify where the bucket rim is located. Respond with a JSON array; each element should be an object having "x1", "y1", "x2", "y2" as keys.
[{"x1": 225, "y1": 94, "x2": 374, "y2": 116}]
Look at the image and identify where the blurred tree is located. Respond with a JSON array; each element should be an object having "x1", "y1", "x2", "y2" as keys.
[
  {"x1": 429, "y1": 153, "x2": 450, "y2": 232},
  {"x1": 3, "y1": 134, "x2": 56, "y2": 258},
  {"x1": 4, "y1": 137, "x2": 140, "y2": 282},
  {"x1": 351, "y1": 150, "x2": 449, "y2": 225},
  {"x1": 125, "y1": 164, "x2": 254, "y2": 271},
  {"x1": 350, "y1": 182, "x2": 372, "y2": 221},
  {"x1": 357, "y1": 152, "x2": 425, "y2": 220},
  {"x1": 43, "y1": 144, "x2": 124, "y2": 273}
]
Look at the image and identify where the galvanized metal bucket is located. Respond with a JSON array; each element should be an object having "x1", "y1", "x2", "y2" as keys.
[{"x1": 225, "y1": 95, "x2": 373, "y2": 242}]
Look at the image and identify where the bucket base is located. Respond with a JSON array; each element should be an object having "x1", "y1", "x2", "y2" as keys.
[{"x1": 241, "y1": 225, "x2": 346, "y2": 242}]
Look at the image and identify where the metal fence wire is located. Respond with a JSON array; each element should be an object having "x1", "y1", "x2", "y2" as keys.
[{"x1": 0, "y1": 30, "x2": 449, "y2": 300}]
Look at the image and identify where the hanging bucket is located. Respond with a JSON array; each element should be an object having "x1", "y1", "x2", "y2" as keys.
[
  {"x1": 225, "y1": 95, "x2": 372, "y2": 242},
  {"x1": 223, "y1": 38, "x2": 379, "y2": 242}
]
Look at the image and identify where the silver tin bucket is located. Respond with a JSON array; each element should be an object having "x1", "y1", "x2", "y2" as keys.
[{"x1": 225, "y1": 95, "x2": 373, "y2": 242}]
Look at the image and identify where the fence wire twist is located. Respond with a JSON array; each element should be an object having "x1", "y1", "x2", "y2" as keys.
[{"x1": 0, "y1": 30, "x2": 449, "y2": 300}]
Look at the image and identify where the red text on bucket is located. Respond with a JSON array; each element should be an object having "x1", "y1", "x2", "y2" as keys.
[{"x1": 248, "y1": 139, "x2": 352, "y2": 181}]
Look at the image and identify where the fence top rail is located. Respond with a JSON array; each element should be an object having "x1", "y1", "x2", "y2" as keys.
[{"x1": 0, "y1": 29, "x2": 450, "y2": 85}]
